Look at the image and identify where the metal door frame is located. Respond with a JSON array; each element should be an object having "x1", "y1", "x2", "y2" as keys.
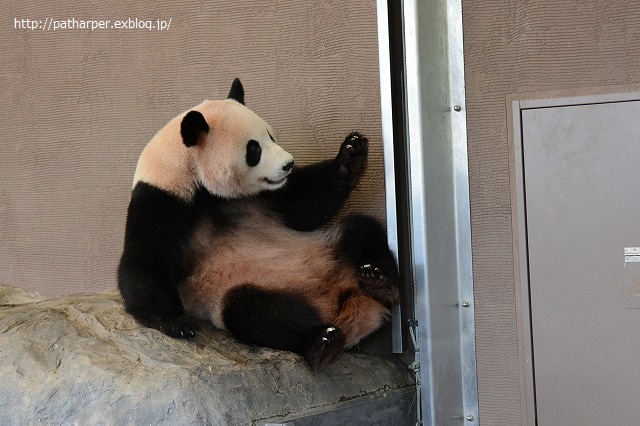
[{"x1": 509, "y1": 86, "x2": 640, "y2": 425}]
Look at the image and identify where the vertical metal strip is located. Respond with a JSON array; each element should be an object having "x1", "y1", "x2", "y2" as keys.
[
  {"x1": 377, "y1": 0, "x2": 479, "y2": 422},
  {"x1": 376, "y1": 0, "x2": 403, "y2": 354},
  {"x1": 447, "y1": 0, "x2": 480, "y2": 423},
  {"x1": 402, "y1": 0, "x2": 436, "y2": 423},
  {"x1": 402, "y1": 0, "x2": 479, "y2": 423}
]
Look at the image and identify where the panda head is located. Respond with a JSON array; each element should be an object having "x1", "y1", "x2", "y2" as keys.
[
  {"x1": 134, "y1": 79, "x2": 294, "y2": 199},
  {"x1": 179, "y1": 79, "x2": 294, "y2": 199}
]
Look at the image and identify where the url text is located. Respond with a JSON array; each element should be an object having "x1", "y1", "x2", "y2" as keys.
[{"x1": 14, "y1": 17, "x2": 173, "y2": 31}]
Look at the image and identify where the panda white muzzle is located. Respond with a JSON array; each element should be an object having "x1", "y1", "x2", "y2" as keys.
[{"x1": 264, "y1": 160, "x2": 294, "y2": 185}]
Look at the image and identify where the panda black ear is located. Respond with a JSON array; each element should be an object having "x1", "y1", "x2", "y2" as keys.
[
  {"x1": 180, "y1": 111, "x2": 210, "y2": 147},
  {"x1": 227, "y1": 78, "x2": 245, "y2": 105}
]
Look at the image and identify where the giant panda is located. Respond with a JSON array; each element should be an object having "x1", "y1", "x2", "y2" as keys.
[{"x1": 118, "y1": 79, "x2": 400, "y2": 371}]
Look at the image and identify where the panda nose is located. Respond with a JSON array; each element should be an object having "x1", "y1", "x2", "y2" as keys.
[{"x1": 282, "y1": 161, "x2": 294, "y2": 172}]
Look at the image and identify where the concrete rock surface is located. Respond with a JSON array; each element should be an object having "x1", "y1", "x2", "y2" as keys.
[{"x1": 0, "y1": 286, "x2": 413, "y2": 425}]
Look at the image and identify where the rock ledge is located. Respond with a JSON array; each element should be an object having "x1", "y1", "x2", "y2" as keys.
[{"x1": 0, "y1": 286, "x2": 414, "y2": 425}]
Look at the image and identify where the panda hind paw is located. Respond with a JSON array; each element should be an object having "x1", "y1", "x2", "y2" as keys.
[
  {"x1": 305, "y1": 326, "x2": 345, "y2": 372},
  {"x1": 152, "y1": 315, "x2": 200, "y2": 339},
  {"x1": 358, "y1": 264, "x2": 400, "y2": 308}
]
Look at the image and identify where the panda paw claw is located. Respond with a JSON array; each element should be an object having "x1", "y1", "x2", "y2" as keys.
[{"x1": 358, "y1": 264, "x2": 400, "y2": 308}]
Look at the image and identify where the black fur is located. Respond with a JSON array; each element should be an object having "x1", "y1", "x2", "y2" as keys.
[
  {"x1": 265, "y1": 132, "x2": 368, "y2": 231},
  {"x1": 245, "y1": 140, "x2": 262, "y2": 167},
  {"x1": 227, "y1": 78, "x2": 245, "y2": 104},
  {"x1": 181, "y1": 110, "x2": 209, "y2": 147},
  {"x1": 117, "y1": 182, "x2": 200, "y2": 337},
  {"x1": 222, "y1": 284, "x2": 324, "y2": 350},
  {"x1": 334, "y1": 214, "x2": 400, "y2": 308},
  {"x1": 222, "y1": 284, "x2": 345, "y2": 371}
]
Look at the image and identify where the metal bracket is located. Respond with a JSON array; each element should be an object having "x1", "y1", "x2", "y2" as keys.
[
  {"x1": 408, "y1": 319, "x2": 422, "y2": 425},
  {"x1": 624, "y1": 247, "x2": 640, "y2": 262}
]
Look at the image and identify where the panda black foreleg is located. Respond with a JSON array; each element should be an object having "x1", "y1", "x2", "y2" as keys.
[
  {"x1": 117, "y1": 182, "x2": 200, "y2": 338},
  {"x1": 265, "y1": 132, "x2": 368, "y2": 231},
  {"x1": 118, "y1": 260, "x2": 200, "y2": 338},
  {"x1": 334, "y1": 214, "x2": 400, "y2": 308},
  {"x1": 222, "y1": 284, "x2": 345, "y2": 371}
]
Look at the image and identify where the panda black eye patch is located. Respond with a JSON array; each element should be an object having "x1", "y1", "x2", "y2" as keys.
[{"x1": 246, "y1": 140, "x2": 262, "y2": 167}]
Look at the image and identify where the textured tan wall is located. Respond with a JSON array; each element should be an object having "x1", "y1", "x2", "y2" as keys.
[
  {"x1": 462, "y1": 0, "x2": 640, "y2": 423},
  {"x1": 0, "y1": 1, "x2": 384, "y2": 296}
]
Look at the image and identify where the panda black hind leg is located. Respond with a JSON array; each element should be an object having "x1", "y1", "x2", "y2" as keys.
[
  {"x1": 334, "y1": 214, "x2": 400, "y2": 308},
  {"x1": 222, "y1": 284, "x2": 344, "y2": 371}
]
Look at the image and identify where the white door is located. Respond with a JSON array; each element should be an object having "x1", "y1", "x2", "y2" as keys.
[{"x1": 522, "y1": 97, "x2": 640, "y2": 425}]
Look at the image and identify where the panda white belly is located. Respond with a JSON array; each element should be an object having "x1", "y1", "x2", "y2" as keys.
[{"x1": 180, "y1": 207, "x2": 360, "y2": 332}]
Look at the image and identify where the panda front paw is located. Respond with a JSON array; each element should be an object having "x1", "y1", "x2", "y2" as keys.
[
  {"x1": 358, "y1": 264, "x2": 400, "y2": 308},
  {"x1": 304, "y1": 326, "x2": 345, "y2": 372},
  {"x1": 335, "y1": 132, "x2": 368, "y2": 189}
]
